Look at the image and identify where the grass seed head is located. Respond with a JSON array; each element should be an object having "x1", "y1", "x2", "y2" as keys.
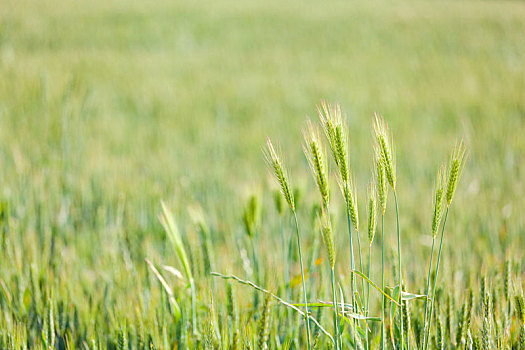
[
  {"x1": 273, "y1": 189, "x2": 284, "y2": 216},
  {"x1": 318, "y1": 100, "x2": 350, "y2": 186},
  {"x1": 437, "y1": 316, "x2": 444, "y2": 350},
  {"x1": 318, "y1": 100, "x2": 359, "y2": 228},
  {"x1": 338, "y1": 175, "x2": 359, "y2": 231},
  {"x1": 303, "y1": 120, "x2": 330, "y2": 207},
  {"x1": 504, "y1": 259, "x2": 510, "y2": 301},
  {"x1": 320, "y1": 210, "x2": 336, "y2": 270},
  {"x1": 334, "y1": 122, "x2": 349, "y2": 184},
  {"x1": 350, "y1": 178, "x2": 359, "y2": 231},
  {"x1": 317, "y1": 100, "x2": 337, "y2": 158},
  {"x1": 117, "y1": 327, "x2": 128, "y2": 350},
  {"x1": 373, "y1": 113, "x2": 396, "y2": 190},
  {"x1": 257, "y1": 293, "x2": 272, "y2": 350},
  {"x1": 375, "y1": 149, "x2": 388, "y2": 215},
  {"x1": 516, "y1": 294, "x2": 525, "y2": 324},
  {"x1": 226, "y1": 281, "x2": 237, "y2": 326},
  {"x1": 265, "y1": 138, "x2": 295, "y2": 212},
  {"x1": 446, "y1": 139, "x2": 467, "y2": 207},
  {"x1": 464, "y1": 290, "x2": 474, "y2": 338},
  {"x1": 520, "y1": 325, "x2": 525, "y2": 349},
  {"x1": 432, "y1": 164, "x2": 447, "y2": 238},
  {"x1": 367, "y1": 180, "x2": 377, "y2": 244},
  {"x1": 242, "y1": 195, "x2": 260, "y2": 238},
  {"x1": 402, "y1": 299, "x2": 411, "y2": 337}
]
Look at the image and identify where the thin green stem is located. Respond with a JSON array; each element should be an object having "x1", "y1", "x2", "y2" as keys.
[
  {"x1": 331, "y1": 267, "x2": 340, "y2": 350},
  {"x1": 293, "y1": 211, "x2": 312, "y2": 350},
  {"x1": 424, "y1": 207, "x2": 450, "y2": 350},
  {"x1": 356, "y1": 227, "x2": 365, "y2": 302},
  {"x1": 381, "y1": 215, "x2": 385, "y2": 350},
  {"x1": 279, "y1": 218, "x2": 289, "y2": 297},
  {"x1": 422, "y1": 236, "x2": 436, "y2": 348},
  {"x1": 190, "y1": 278, "x2": 196, "y2": 334},
  {"x1": 345, "y1": 198, "x2": 357, "y2": 349},
  {"x1": 250, "y1": 236, "x2": 260, "y2": 308},
  {"x1": 366, "y1": 243, "x2": 372, "y2": 350},
  {"x1": 279, "y1": 216, "x2": 293, "y2": 329},
  {"x1": 286, "y1": 218, "x2": 296, "y2": 332},
  {"x1": 393, "y1": 190, "x2": 403, "y2": 349}
]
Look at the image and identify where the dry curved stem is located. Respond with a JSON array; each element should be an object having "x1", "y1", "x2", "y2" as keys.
[
  {"x1": 145, "y1": 258, "x2": 181, "y2": 320},
  {"x1": 211, "y1": 272, "x2": 334, "y2": 344}
]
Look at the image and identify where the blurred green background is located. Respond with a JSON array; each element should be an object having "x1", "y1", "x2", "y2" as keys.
[
  {"x1": 2, "y1": 0, "x2": 524, "y2": 249},
  {"x1": 1, "y1": 0, "x2": 524, "y2": 346}
]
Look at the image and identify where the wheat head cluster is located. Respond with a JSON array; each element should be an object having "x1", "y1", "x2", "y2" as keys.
[{"x1": 202, "y1": 102, "x2": 525, "y2": 349}]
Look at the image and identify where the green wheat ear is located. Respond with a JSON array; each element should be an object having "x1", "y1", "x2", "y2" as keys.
[
  {"x1": 320, "y1": 210, "x2": 336, "y2": 270},
  {"x1": 367, "y1": 180, "x2": 377, "y2": 245},
  {"x1": 242, "y1": 194, "x2": 260, "y2": 238},
  {"x1": 317, "y1": 99, "x2": 338, "y2": 165},
  {"x1": 445, "y1": 139, "x2": 467, "y2": 207},
  {"x1": 503, "y1": 259, "x2": 510, "y2": 301},
  {"x1": 432, "y1": 164, "x2": 447, "y2": 239},
  {"x1": 257, "y1": 293, "x2": 272, "y2": 350},
  {"x1": 265, "y1": 138, "x2": 295, "y2": 212},
  {"x1": 317, "y1": 100, "x2": 359, "y2": 231},
  {"x1": 375, "y1": 148, "x2": 388, "y2": 215},
  {"x1": 516, "y1": 294, "x2": 525, "y2": 324},
  {"x1": 273, "y1": 189, "x2": 284, "y2": 216},
  {"x1": 520, "y1": 325, "x2": 525, "y2": 349},
  {"x1": 373, "y1": 113, "x2": 396, "y2": 190},
  {"x1": 336, "y1": 175, "x2": 359, "y2": 230},
  {"x1": 303, "y1": 119, "x2": 329, "y2": 207}
]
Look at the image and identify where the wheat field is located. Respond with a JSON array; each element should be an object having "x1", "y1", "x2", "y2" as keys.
[{"x1": 1, "y1": 0, "x2": 525, "y2": 348}]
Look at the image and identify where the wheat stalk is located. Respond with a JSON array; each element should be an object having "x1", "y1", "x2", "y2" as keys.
[
  {"x1": 373, "y1": 113, "x2": 403, "y2": 348},
  {"x1": 424, "y1": 140, "x2": 468, "y2": 350},
  {"x1": 374, "y1": 151, "x2": 388, "y2": 350},
  {"x1": 265, "y1": 138, "x2": 295, "y2": 211},
  {"x1": 373, "y1": 113, "x2": 396, "y2": 190},
  {"x1": 365, "y1": 180, "x2": 377, "y2": 350},
  {"x1": 422, "y1": 164, "x2": 446, "y2": 347},
  {"x1": 265, "y1": 138, "x2": 311, "y2": 349},
  {"x1": 318, "y1": 100, "x2": 362, "y2": 349},
  {"x1": 319, "y1": 210, "x2": 340, "y2": 349},
  {"x1": 445, "y1": 139, "x2": 467, "y2": 207}
]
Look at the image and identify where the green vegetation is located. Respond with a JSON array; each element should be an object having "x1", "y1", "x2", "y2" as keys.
[{"x1": 1, "y1": 0, "x2": 525, "y2": 348}]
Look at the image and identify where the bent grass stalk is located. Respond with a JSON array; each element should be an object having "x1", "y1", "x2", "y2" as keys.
[
  {"x1": 211, "y1": 272, "x2": 334, "y2": 344},
  {"x1": 159, "y1": 201, "x2": 196, "y2": 332},
  {"x1": 145, "y1": 258, "x2": 182, "y2": 320}
]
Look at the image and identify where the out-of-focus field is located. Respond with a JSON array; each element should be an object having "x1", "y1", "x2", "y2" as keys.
[{"x1": 1, "y1": 0, "x2": 525, "y2": 347}]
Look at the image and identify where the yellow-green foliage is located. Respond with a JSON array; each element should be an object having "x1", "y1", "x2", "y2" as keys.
[{"x1": 0, "y1": 0, "x2": 525, "y2": 347}]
